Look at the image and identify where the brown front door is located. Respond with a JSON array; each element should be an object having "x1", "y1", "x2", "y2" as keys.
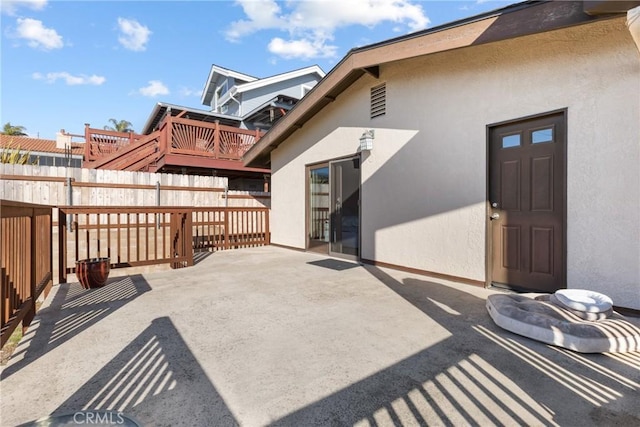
[{"x1": 489, "y1": 111, "x2": 566, "y2": 292}]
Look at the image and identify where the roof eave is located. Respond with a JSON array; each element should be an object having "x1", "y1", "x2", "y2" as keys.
[{"x1": 234, "y1": 65, "x2": 326, "y2": 94}]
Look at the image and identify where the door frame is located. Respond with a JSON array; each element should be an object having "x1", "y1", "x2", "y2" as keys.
[
  {"x1": 305, "y1": 154, "x2": 362, "y2": 261},
  {"x1": 305, "y1": 161, "x2": 330, "y2": 253},
  {"x1": 484, "y1": 108, "x2": 568, "y2": 290}
]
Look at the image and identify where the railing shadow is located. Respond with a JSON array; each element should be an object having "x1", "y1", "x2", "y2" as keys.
[
  {"x1": 1, "y1": 275, "x2": 151, "y2": 381},
  {"x1": 271, "y1": 266, "x2": 640, "y2": 426},
  {"x1": 19, "y1": 317, "x2": 238, "y2": 427},
  {"x1": 193, "y1": 250, "x2": 214, "y2": 265}
]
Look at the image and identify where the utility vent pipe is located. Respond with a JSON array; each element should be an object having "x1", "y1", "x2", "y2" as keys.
[
  {"x1": 66, "y1": 177, "x2": 73, "y2": 232},
  {"x1": 156, "y1": 181, "x2": 161, "y2": 229}
]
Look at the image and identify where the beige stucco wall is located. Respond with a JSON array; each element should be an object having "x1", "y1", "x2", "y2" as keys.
[{"x1": 271, "y1": 17, "x2": 640, "y2": 309}]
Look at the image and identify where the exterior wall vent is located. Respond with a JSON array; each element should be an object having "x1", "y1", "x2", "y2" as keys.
[{"x1": 370, "y1": 83, "x2": 386, "y2": 119}]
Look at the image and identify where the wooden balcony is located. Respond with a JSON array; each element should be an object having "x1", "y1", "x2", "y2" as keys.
[{"x1": 83, "y1": 116, "x2": 269, "y2": 175}]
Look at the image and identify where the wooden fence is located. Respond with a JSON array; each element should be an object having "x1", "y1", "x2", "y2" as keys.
[
  {"x1": 58, "y1": 206, "x2": 270, "y2": 283},
  {"x1": 1, "y1": 201, "x2": 53, "y2": 347},
  {"x1": 0, "y1": 164, "x2": 270, "y2": 209}
]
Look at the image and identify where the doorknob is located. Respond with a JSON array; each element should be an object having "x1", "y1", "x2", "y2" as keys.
[{"x1": 490, "y1": 213, "x2": 500, "y2": 220}]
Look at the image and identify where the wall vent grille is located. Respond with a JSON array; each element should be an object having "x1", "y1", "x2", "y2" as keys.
[{"x1": 370, "y1": 83, "x2": 386, "y2": 119}]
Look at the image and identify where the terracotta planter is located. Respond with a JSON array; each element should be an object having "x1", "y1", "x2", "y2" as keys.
[{"x1": 76, "y1": 257, "x2": 110, "y2": 289}]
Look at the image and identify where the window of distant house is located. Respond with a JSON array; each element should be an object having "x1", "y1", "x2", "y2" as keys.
[
  {"x1": 215, "y1": 81, "x2": 229, "y2": 111},
  {"x1": 371, "y1": 83, "x2": 386, "y2": 119},
  {"x1": 219, "y1": 80, "x2": 229, "y2": 97},
  {"x1": 220, "y1": 104, "x2": 229, "y2": 114}
]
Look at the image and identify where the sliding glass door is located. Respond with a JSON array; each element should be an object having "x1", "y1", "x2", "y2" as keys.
[
  {"x1": 329, "y1": 157, "x2": 360, "y2": 259},
  {"x1": 307, "y1": 157, "x2": 360, "y2": 259}
]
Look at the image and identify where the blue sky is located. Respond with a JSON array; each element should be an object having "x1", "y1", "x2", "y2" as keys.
[{"x1": 1, "y1": 0, "x2": 516, "y2": 139}]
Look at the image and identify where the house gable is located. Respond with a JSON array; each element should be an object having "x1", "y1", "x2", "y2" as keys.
[
  {"x1": 244, "y1": 0, "x2": 640, "y2": 168},
  {"x1": 265, "y1": 12, "x2": 640, "y2": 310}
]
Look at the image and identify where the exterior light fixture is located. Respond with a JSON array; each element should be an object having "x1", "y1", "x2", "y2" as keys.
[{"x1": 359, "y1": 129, "x2": 375, "y2": 151}]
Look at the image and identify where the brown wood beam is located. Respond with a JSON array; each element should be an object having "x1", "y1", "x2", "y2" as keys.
[
  {"x1": 363, "y1": 66, "x2": 380, "y2": 78},
  {"x1": 583, "y1": 1, "x2": 640, "y2": 15},
  {"x1": 0, "y1": 175, "x2": 72, "y2": 183},
  {"x1": 163, "y1": 153, "x2": 270, "y2": 173}
]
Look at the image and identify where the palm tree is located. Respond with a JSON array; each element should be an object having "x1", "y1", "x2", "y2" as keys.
[
  {"x1": 104, "y1": 118, "x2": 134, "y2": 133},
  {"x1": 2, "y1": 122, "x2": 27, "y2": 136}
]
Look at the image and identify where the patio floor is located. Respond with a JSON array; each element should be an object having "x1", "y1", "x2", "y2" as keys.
[{"x1": 1, "y1": 246, "x2": 639, "y2": 426}]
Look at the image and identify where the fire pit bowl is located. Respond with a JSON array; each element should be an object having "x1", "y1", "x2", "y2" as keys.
[{"x1": 76, "y1": 257, "x2": 110, "y2": 289}]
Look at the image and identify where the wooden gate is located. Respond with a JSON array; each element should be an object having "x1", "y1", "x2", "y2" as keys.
[{"x1": 1, "y1": 201, "x2": 53, "y2": 346}]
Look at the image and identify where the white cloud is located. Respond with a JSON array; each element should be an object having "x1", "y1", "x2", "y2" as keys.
[
  {"x1": 226, "y1": 0, "x2": 429, "y2": 60},
  {"x1": 137, "y1": 80, "x2": 169, "y2": 97},
  {"x1": 225, "y1": 0, "x2": 285, "y2": 41},
  {"x1": 32, "y1": 71, "x2": 106, "y2": 85},
  {"x1": 15, "y1": 18, "x2": 63, "y2": 50},
  {"x1": 117, "y1": 17, "x2": 151, "y2": 51},
  {"x1": 1, "y1": 0, "x2": 47, "y2": 16},
  {"x1": 268, "y1": 37, "x2": 337, "y2": 60},
  {"x1": 178, "y1": 87, "x2": 203, "y2": 98}
]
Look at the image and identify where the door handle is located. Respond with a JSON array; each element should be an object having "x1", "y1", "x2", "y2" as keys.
[{"x1": 490, "y1": 213, "x2": 500, "y2": 220}]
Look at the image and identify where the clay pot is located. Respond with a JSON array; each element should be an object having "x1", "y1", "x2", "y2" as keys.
[{"x1": 76, "y1": 257, "x2": 110, "y2": 289}]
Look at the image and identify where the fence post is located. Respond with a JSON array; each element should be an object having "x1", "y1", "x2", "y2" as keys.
[
  {"x1": 213, "y1": 120, "x2": 221, "y2": 159},
  {"x1": 58, "y1": 208, "x2": 67, "y2": 284},
  {"x1": 185, "y1": 211, "x2": 194, "y2": 267},
  {"x1": 166, "y1": 109, "x2": 173, "y2": 154},
  {"x1": 156, "y1": 181, "x2": 161, "y2": 229},
  {"x1": 46, "y1": 208, "x2": 53, "y2": 297},
  {"x1": 84, "y1": 123, "x2": 92, "y2": 162},
  {"x1": 23, "y1": 208, "x2": 36, "y2": 333},
  {"x1": 265, "y1": 209, "x2": 270, "y2": 245},
  {"x1": 224, "y1": 209, "x2": 230, "y2": 250}
]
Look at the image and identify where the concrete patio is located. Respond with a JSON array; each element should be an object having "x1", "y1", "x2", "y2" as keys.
[{"x1": 1, "y1": 246, "x2": 639, "y2": 426}]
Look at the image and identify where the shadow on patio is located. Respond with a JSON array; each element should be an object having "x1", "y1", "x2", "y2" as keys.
[
  {"x1": 269, "y1": 265, "x2": 640, "y2": 426},
  {"x1": 20, "y1": 317, "x2": 237, "y2": 427},
  {"x1": 1, "y1": 275, "x2": 151, "y2": 381},
  {"x1": 2, "y1": 247, "x2": 639, "y2": 426}
]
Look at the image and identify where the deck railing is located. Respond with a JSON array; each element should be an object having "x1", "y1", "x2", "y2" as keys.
[
  {"x1": 84, "y1": 116, "x2": 264, "y2": 171},
  {"x1": 84, "y1": 126, "x2": 143, "y2": 163},
  {"x1": 1, "y1": 200, "x2": 53, "y2": 347},
  {"x1": 58, "y1": 206, "x2": 270, "y2": 284},
  {"x1": 168, "y1": 117, "x2": 261, "y2": 160}
]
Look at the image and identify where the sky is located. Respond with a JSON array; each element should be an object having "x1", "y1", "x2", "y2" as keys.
[{"x1": 1, "y1": 0, "x2": 517, "y2": 140}]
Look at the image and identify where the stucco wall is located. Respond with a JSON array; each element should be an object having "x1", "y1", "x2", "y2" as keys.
[{"x1": 270, "y1": 17, "x2": 640, "y2": 309}]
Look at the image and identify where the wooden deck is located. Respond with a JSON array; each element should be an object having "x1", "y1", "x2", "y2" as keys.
[{"x1": 83, "y1": 116, "x2": 269, "y2": 176}]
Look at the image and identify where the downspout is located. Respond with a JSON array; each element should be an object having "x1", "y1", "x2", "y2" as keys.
[{"x1": 628, "y1": 5, "x2": 640, "y2": 53}]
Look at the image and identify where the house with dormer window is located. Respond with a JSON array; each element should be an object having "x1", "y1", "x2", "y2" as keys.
[{"x1": 83, "y1": 64, "x2": 325, "y2": 190}]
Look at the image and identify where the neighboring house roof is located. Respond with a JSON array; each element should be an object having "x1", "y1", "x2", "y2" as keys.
[
  {"x1": 142, "y1": 102, "x2": 242, "y2": 135},
  {"x1": 0, "y1": 134, "x2": 84, "y2": 156},
  {"x1": 201, "y1": 64, "x2": 325, "y2": 107},
  {"x1": 207, "y1": 65, "x2": 325, "y2": 110},
  {"x1": 243, "y1": 0, "x2": 639, "y2": 167},
  {"x1": 145, "y1": 65, "x2": 326, "y2": 134},
  {"x1": 201, "y1": 64, "x2": 259, "y2": 107},
  {"x1": 226, "y1": 65, "x2": 325, "y2": 98},
  {"x1": 243, "y1": 94, "x2": 299, "y2": 130}
]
